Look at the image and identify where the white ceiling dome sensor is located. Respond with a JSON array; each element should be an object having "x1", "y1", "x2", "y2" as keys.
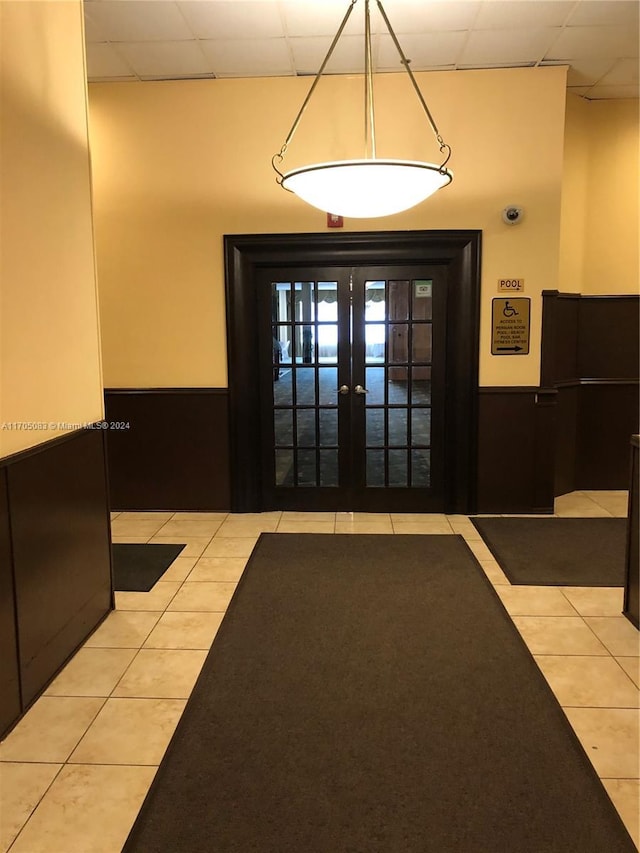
[{"x1": 502, "y1": 206, "x2": 524, "y2": 225}]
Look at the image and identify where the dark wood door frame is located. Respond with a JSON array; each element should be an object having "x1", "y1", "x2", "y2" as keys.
[{"x1": 224, "y1": 230, "x2": 481, "y2": 514}]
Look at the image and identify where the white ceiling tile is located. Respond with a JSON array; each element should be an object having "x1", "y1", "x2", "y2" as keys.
[
  {"x1": 587, "y1": 83, "x2": 639, "y2": 98},
  {"x1": 566, "y1": 57, "x2": 618, "y2": 85},
  {"x1": 372, "y1": 1, "x2": 480, "y2": 33},
  {"x1": 460, "y1": 27, "x2": 560, "y2": 64},
  {"x1": 566, "y1": 0, "x2": 639, "y2": 27},
  {"x1": 213, "y1": 70, "x2": 295, "y2": 78},
  {"x1": 598, "y1": 56, "x2": 639, "y2": 85},
  {"x1": 86, "y1": 43, "x2": 136, "y2": 79},
  {"x1": 282, "y1": 1, "x2": 365, "y2": 37},
  {"x1": 541, "y1": 57, "x2": 618, "y2": 85},
  {"x1": 80, "y1": 0, "x2": 640, "y2": 97},
  {"x1": 378, "y1": 31, "x2": 467, "y2": 69},
  {"x1": 545, "y1": 25, "x2": 639, "y2": 59},
  {"x1": 474, "y1": 1, "x2": 574, "y2": 29},
  {"x1": 83, "y1": 6, "x2": 109, "y2": 43},
  {"x1": 118, "y1": 41, "x2": 213, "y2": 77},
  {"x1": 290, "y1": 35, "x2": 370, "y2": 74},
  {"x1": 200, "y1": 37, "x2": 293, "y2": 75},
  {"x1": 180, "y1": 1, "x2": 284, "y2": 39},
  {"x1": 86, "y1": 1, "x2": 194, "y2": 42}
]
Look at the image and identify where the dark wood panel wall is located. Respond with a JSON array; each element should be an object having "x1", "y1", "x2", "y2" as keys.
[
  {"x1": 553, "y1": 384, "x2": 579, "y2": 497},
  {"x1": 578, "y1": 297, "x2": 640, "y2": 379},
  {"x1": 624, "y1": 435, "x2": 639, "y2": 628},
  {"x1": 577, "y1": 383, "x2": 640, "y2": 488},
  {"x1": 477, "y1": 293, "x2": 639, "y2": 512},
  {"x1": 104, "y1": 389, "x2": 231, "y2": 511},
  {"x1": 103, "y1": 298, "x2": 637, "y2": 515},
  {"x1": 476, "y1": 388, "x2": 556, "y2": 513},
  {"x1": 0, "y1": 467, "x2": 21, "y2": 735},
  {"x1": 541, "y1": 291, "x2": 640, "y2": 496},
  {"x1": 0, "y1": 429, "x2": 112, "y2": 737}
]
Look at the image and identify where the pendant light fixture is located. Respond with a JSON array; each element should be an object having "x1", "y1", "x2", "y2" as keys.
[{"x1": 272, "y1": 0, "x2": 453, "y2": 218}]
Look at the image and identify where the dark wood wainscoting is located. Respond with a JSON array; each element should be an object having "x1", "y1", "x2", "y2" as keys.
[
  {"x1": 0, "y1": 429, "x2": 112, "y2": 737},
  {"x1": 0, "y1": 467, "x2": 21, "y2": 736},
  {"x1": 624, "y1": 436, "x2": 639, "y2": 628},
  {"x1": 104, "y1": 389, "x2": 231, "y2": 511},
  {"x1": 578, "y1": 296, "x2": 640, "y2": 379},
  {"x1": 577, "y1": 381, "x2": 640, "y2": 488},
  {"x1": 542, "y1": 292, "x2": 640, "y2": 495},
  {"x1": 477, "y1": 387, "x2": 556, "y2": 514},
  {"x1": 553, "y1": 384, "x2": 579, "y2": 497}
]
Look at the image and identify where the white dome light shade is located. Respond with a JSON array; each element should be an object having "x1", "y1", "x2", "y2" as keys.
[{"x1": 281, "y1": 159, "x2": 453, "y2": 218}]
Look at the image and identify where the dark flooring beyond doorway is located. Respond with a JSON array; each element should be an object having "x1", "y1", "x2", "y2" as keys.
[{"x1": 273, "y1": 369, "x2": 432, "y2": 488}]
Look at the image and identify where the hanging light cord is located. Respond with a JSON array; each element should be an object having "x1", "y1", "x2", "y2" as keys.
[
  {"x1": 272, "y1": 0, "x2": 452, "y2": 183},
  {"x1": 374, "y1": 0, "x2": 451, "y2": 171},
  {"x1": 272, "y1": 0, "x2": 358, "y2": 184},
  {"x1": 364, "y1": 0, "x2": 376, "y2": 159}
]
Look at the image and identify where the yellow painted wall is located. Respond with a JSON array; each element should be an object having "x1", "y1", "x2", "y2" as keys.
[
  {"x1": 558, "y1": 94, "x2": 590, "y2": 294},
  {"x1": 560, "y1": 95, "x2": 639, "y2": 294},
  {"x1": 0, "y1": 0, "x2": 104, "y2": 458},
  {"x1": 89, "y1": 66, "x2": 567, "y2": 389},
  {"x1": 584, "y1": 99, "x2": 639, "y2": 294}
]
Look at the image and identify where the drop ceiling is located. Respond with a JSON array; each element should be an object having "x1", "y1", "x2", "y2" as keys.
[{"x1": 84, "y1": 0, "x2": 639, "y2": 100}]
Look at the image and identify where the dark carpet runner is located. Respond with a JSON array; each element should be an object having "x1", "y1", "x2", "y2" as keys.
[
  {"x1": 471, "y1": 516, "x2": 627, "y2": 586},
  {"x1": 124, "y1": 533, "x2": 635, "y2": 853},
  {"x1": 112, "y1": 543, "x2": 185, "y2": 591}
]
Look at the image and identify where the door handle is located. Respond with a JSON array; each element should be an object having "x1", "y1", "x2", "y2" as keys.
[
  {"x1": 337, "y1": 385, "x2": 350, "y2": 395},
  {"x1": 354, "y1": 384, "x2": 368, "y2": 395}
]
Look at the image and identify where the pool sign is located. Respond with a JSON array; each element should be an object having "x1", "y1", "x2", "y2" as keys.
[
  {"x1": 498, "y1": 278, "x2": 524, "y2": 292},
  {"x1": 491, "y1": 297, "x2": 530, "y2": 355}
]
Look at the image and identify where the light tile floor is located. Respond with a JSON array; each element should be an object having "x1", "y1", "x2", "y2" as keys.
[{"x1": 1, "y1": 491, "x2": 638, "y2": 852}]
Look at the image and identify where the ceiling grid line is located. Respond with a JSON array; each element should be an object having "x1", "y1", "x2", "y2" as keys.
[{"x1": 82, "y1": 0, "x2": 639, "y2": 100}]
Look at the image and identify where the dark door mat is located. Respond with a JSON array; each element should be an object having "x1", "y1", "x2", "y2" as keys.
[
  {"x1": 123, "y1": 533, "x2": 635, "y2": 853},
  {"x1": 472, "y1": 516, "x2": 627, "y2": 586},
  {"x1": 112, "y1": 543, "x2": 186, "y2": 591}
]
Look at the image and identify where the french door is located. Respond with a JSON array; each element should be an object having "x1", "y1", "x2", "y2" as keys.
[
  {"x1": 257, "y1": 265, "x2": 447, "y2": 511},
  {"x1": 224, "y1": 230, "x2": 480, "y2": 515}
]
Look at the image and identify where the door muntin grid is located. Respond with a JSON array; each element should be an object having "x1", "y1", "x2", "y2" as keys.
[
  {"x1": 272, "y1": 280, "x2": 342, "y2": 488},
  {"x1": 268, "y1": 273, "x2": 438, "y2": 493},
  {"x1": 362, "y1": 279, "x2": 433, "y2": 488}
]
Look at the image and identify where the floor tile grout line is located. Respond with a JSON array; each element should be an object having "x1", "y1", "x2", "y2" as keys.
[
  {"x1": 580, "y1": 614, "x2": 638, "y2": 660},
  {"x1": 577, "y1": 490, "x2": 623, "y2": 517},
  {"x1": 64, "y1": 759, "x2": 163, "y2": 768},
  {"x1": 610, "y1": 655, "x2": 640, "y2": 688},
  {"x1": 531, "y1": 651, "x2": 622, "y2": 658},
  {"x1": 559, "y1": 704, "x2": 640, "y2": 712},
  {"x1": 0, "y1": 695, "x2": 110, "y2": 766},
  {"x1": 9, "y1": 501, "x2": 638, "y2": 849},
  {"x1": 65, "y1": 696, "x2": 113, "y2": 766},
  {"x1": 4, "y1": 763, "x2": 68, "y2": 853},
  {"x1": 557, "y1": 588, "x2": 590, "y2": 618},
  {"x1": 107, "y1": 577, "x2": 196, "y2": 700},
  {"x1": 4, "y1": 760, "x2": 164, "y2": 853},
  {"x1": 598, "y1": 774, "x2": 640, "y2": 781}
]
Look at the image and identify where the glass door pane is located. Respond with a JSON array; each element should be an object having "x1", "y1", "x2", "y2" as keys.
[
  {"x1": 355, "y1": 272, "x2": 438, "y2": 495},
  {"x1": 261, "y1": 264, "x2": 444, "y2": 512},
  {"x1": 265, "y1": 271, "x2": 349, "y2": 504}
]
